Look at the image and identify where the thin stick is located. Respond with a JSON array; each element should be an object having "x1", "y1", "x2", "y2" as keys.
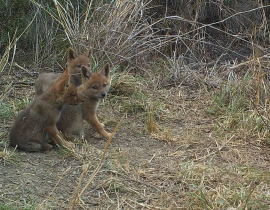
[
  {"x1": 68, "y1": 113, "x2": 125, "y2": 209},
  {"x1": 68, "y1": 164, "x2": 89, "y2": 210},
  {"x1": 80, "y1": 114, "x2": 124, "y2": 195}
]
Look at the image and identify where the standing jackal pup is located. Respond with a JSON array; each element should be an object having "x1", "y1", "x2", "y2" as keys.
[
  {"x1": 56, "y1": 63, "x2": 112, "y2": 140},
  {"x1": 35, "y1": 47, "x2": 92, "y2": 95},
  {"x1": 9, "y1": 69, "x2": 83, "y2": 152}
]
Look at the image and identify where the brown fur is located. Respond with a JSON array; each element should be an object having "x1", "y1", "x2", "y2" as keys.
[
  {"x1": 9, "y1": 69, "x2": 83, "y2": 152},
  {"x1": 56, "y1": 64, "x2": 112, "y2": 140},
  {"x1": 34, "y1": 48, "x2": 91, "y2": 95}
]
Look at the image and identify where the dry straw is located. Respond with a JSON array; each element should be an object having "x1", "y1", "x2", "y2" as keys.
[{"x1": 67, "y1": 113, "x2": 125, "y2": 209}]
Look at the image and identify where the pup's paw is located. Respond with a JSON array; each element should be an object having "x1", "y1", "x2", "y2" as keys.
[
  {"x1": 64, "y1": 141, "x2": 75, "y2": 149},
  {"x1": 105, "y1": 132, "x2": 113, "y2": 139}
]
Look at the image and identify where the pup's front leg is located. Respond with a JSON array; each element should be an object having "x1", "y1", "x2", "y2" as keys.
[
  {"x1": 45, "y1": 126, "x2": 75, "y2": 148},
  {"x1": 85, "y1": 114, "x2": 112, "y2": 138}
]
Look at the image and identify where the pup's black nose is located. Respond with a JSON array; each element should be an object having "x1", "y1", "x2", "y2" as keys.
[{"x1": 101, "y1": 93, "x2": 106, "y2": 98}]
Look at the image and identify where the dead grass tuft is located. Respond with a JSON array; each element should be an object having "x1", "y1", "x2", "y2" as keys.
[
  {"x1": 150, "y1": 129, "x2": 178, "y2": 143},
  {"x1": 0, "y1": 145, "x2": 19, "y2": 165},
  {"x1": 208, "y1": 52, "x2": 270, "y2": 146}
]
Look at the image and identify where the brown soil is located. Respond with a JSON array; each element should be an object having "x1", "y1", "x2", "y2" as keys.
[{"x1": 1, "y1": 67, "x2": 270, "y2": 210}]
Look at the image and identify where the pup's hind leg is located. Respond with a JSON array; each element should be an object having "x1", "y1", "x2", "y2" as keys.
[
  {"x1": 16, "y1": 142, "x2": 52, "y2": 152},
  {"x1": 41, "y1": 143, "x2": 54, "y2": 151}
]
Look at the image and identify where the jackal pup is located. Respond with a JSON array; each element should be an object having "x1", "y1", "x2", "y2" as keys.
[
  {"x1": 56, "y1": 64, "x2": 112, "y2": 140},
  {"x1": 9, "y1": 69, "x2": 83, "y2": 152},
  {"x1": 35, "y1": 47, "x2": 92, "y2": 95}
]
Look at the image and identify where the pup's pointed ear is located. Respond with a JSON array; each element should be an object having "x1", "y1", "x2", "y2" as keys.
[
  {"x1": 67, "y1": 47, "x2": 77, "y2": 61},
  {"x1": 81, "y1": 65, "x2": 91, "y2": 82},
  {"x1": 101, "y1": 63, "x2": 110, "y2": 78}
]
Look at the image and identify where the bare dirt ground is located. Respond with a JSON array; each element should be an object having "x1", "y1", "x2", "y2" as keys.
[{"x1": 1, "y1": 67, "x2": 270, "y2": 210}]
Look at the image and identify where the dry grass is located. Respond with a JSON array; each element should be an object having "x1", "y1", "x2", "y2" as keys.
[
  {"x1": 30, "y1": 0, "x2": 174, "y2": 68},
  {"x1": 67, "y1": 114, "x2": 124, "y2": 209},
  {"x1": 208, "y1": 51, "x2": 270, "y2": 144}
]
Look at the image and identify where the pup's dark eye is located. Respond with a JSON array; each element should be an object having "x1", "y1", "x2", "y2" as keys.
[
  {"x1": 88, "y1": 63, "x2": 91, "y2": 67},
  {"x1": 72, "y1": 93, "x2": 77, "y2": 97},
  {"x1": 103, "y1": 84, "x2": 107, "y2": 87},
  {"x1": 77, "y1": 64, "x2": 82, "y2": 68},
  {"x1": 92, "y1": 86, "x2": 98, "y2": 90}
]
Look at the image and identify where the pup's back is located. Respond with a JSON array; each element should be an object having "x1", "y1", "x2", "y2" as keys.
[
  {"x1": 9, "y1": 101, "x2": 53, "y2": 151},
  {"x1": 35, "y1": 72, "x2": 60, "y2": 95}
]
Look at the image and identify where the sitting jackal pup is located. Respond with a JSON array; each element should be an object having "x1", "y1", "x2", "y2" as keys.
[
  {"x1": 56, "y1": 64, "x2": 112, "y2": 140},
  {"x1": 35, "y1": 47, "x2": 91, "y2": 95},
  {"x1": 9, "y1": 69, "x2": 83, "y2": 152}
]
